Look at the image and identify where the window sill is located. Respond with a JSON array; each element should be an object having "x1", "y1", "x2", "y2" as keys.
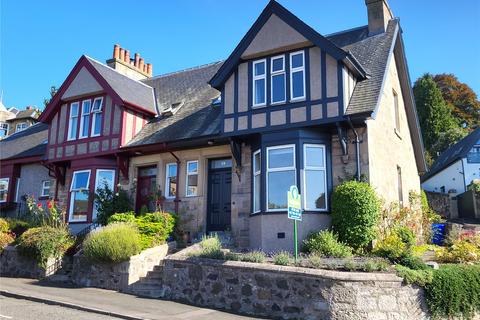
[
  {"x1": 394, "y1": 128, "x2": 402, "y2": 140},
  {"x1": 290, "y1": 97, "x2": 306, "y2": 103},
  {"x1": 270, "y1": 101, "x2": 286, "y2": 106},
  {"x1": 252, "y1": 104, "x2": 267, "y2": 109}
]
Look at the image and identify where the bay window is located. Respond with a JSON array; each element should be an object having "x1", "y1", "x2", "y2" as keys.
[
  {"x1": 69, "y1": 170, "x2": 91, "y2": 222},
  {"x1": 68, "y1": 102, "x2": 80, "y2": 140},
  {"x1": 91, "y1": 97, "x2": 103, "y2": 137},
  {"x1": 93, "y1": 169, "x2": 115, "y2": 220},
  {"x1": 253, "y1": 59, "x2": 266, "y2": 107},
  {"x1": 0, "y1": 178, "x2": 9, "y2": 203},
  {"x1": 303, "y1": 144, "x2": 327, "y2": 211},
  {"x1": 290, "y1": 51, "x2": 305, "y2": 100},
  {"x1": 266, "y1": 145, "x2": 296, "y2": 211},
  {"x1": 253, "y1": 150, "x2": 261, "y2": 213},
  {"x1": 79, "y1": 100, "x2": 91, "y2": 139},
  {"x1": 165, "y1": 163, "x2": 177, "y2": 199},
  {"x1": 271, "y1": 55, "x2": 286, "y2": 104},
  {"x1": 186, "y1": 160, "x2": 198, "y2": 197}
]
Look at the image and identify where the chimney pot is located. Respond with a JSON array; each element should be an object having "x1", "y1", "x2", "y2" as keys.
[
  {"x1": 147, "y1": 63, "x2": 153, "y2": 76},
  {"x1": 125, "y1": 50, "x2": 130, "y2": 63},
  {"x1": 113, "y1": 44, "x2": 120, "y2": 59},
  {"x1": 139, "y1": 58, "x2": 145, "y2": 72},
  {"x1": 119, "y1": 48, "x2": 125, "y2": 62},
  {"x1": 134, "y1": 53, "x2": 140, "y2": 67}
]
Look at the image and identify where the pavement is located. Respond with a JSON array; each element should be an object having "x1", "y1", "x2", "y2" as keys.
[{"x1": 0, "y1": 277, "x2": 258, "y2": 320}]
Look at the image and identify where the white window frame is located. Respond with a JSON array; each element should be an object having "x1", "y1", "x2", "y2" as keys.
[
  {"x1": 252, "y1": 59, "x2": 267, "y2": 107},
  {"x1": 165, "y1": 163, "x2": 177, "y2": 199},
  {"x1": 303, "y1": 144, "x2": 328, "y2": 211},
  {"x1": 289, "y1": 50, "x2": 306, "y2": 101},
  {"x1": 0, "y1": 178, "x2": 9, "y2": 203},
  {"x1": 185, "y1": 160, "x2": 199, "y2": 197},
  {"x1": 15, "y1": 178, "x2": 20, "y2": 202},
  {"x1": 93, "y1": 169, "x2": 116, "y2": 220},
  {"x1": 266, "y1": 144, "x2": 296, "y2": 212},
  {"x1": 90, "y1": 97, "x2": 103, "y2": 137},
  {"x1": 41, "y1": 180, "x2": 51, "y2": 198},
  {"x1": 67, "y1": 102, "x2": 80, "y2": 141},
  {"x1": 15, "y1": 122, "x2": 28, "y2": 132},
  {"x1": 270, "y1": 55, "x2": 286, "y2": 105},
  {"x1": 79, "y1": 99, "x2": 91, "y2": 139},
  {"x1": 69, "y1": 169, "x2": 91, "y2": 222},
  {"x1": 252, "y1": 149, "x2": 261, "y2": 213},
  {"x1": 0, "y1": 122, "x2": 9, "y2": 137}
]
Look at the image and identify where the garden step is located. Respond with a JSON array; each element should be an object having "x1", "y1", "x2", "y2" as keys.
[
  {"x1": 129, "y1": 288, "x2": 164, "y2": 298},
  {"x1": 153, "y1": 265, "x2": 164, "y2": 272}
]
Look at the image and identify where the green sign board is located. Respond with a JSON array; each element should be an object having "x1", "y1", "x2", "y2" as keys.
[{"x1": 287, "y1": 185, "x2": 302, "y2": 221}]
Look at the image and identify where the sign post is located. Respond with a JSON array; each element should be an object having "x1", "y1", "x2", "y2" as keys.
[{"x1": 287, "y1": 185, "x2": 302, "y2": 262}]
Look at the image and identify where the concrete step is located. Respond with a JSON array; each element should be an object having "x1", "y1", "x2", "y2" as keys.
[
  {"x1": 129, "y1": 288, "x2": 164, "y2": 298},
  {"x1": 46, "y1": 274, "x2": 72, "y2": 283},
  {"x1": 153, "y1": 265, "x2": 163, "y2": 272}
]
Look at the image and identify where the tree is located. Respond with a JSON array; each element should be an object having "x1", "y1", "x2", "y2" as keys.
[
  {"x1": 429, "y1": 127, "x2": 468, "y2": 160},
  {"x1": 43, "y1": 86, "x2": 58, "y2": 108},
  {"x1": 433, "y1": 74, "x2": 480, "y2": 130},
  {"x1": 413, "y1": 74, "x2": 458, "y2": 154}
]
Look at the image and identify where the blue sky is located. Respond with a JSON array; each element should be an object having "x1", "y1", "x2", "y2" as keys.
[{"x1": 1, "y1": 0, "x2": 479, "y2": 109}]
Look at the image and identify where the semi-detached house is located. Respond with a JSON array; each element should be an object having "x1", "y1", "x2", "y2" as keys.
[{"x1": 1, "y1": 0, "x2": 426, "y2": 251}]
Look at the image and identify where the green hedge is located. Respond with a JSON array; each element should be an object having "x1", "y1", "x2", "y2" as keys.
[
  {"x1": 17, "y1": 226, "x2": 73, "y2": 268},
  {"x1": 331, "y1": 181, "x2": 380, "y2": 250},
  {"x1": 83, "y1": 223, "x2": 141, "y2": 263},
  {"x1": 302, "y1": 230, "x2": 352, "y2": 258}
]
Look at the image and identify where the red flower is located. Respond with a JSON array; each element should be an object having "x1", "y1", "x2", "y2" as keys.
[
  {"x1": 37, "y1": 203, "x2": 42, "y2": 208},
  {"x1": 47, "y1": 201, "x2": 53, "y2": 209}
]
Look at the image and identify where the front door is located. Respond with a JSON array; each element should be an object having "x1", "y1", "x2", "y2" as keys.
[
  {"x1": 207, "y1": 158, "x2": 232, "y2": 232},
  {"x1": 136, "y1": 166, "x2": 157, "y2": 212}
]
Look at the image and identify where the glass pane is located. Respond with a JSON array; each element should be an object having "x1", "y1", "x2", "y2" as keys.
[
  {"x1": 72, "y1": 190, "x2": 88, "y2": 221},
  {"x1": 211, "y1": 158, "x2": 232, "y2": 169},
  {"x1": 168, "y1": 176, "x2": 177, "y2": 197},
  {"x1": 139, "y1": 166, "x2": 157, "y2": 177},
  {"x1": 187, "y1": 174, "x2": 198, "y2": 196},
  {"x1": 253, "y1": 152, "x2": 261, "y2": 173},
  {"x1": 82, "y1": 114, "x2": 90, "y2": 136},
  {"x1": 268, "y1": 170, "x2": 295, "y2": 210},
  {"x1": 70, "y1": 118, "x2": 78, "y2": 138},
  {"x1": 272, "y1": 74, "x2": 286, "y2": 103},
  {"x1": 82, "y1": 101, "x2": 91, "y2": 113},
  {"x1": 254, "y1": 61, "x2": 265, "y2": 76},
  {"x1": 305, "y1": 146, "x2": 324, "y2": 167},
  {"x1": 73, "y1": 171, "x2": 90, "y2": 189},
  {"x1": 71, "y1": 103, "x2": 79, "y2": 116},
  {"x1": 291, "y1": 53, "x2": 304, "y2": 68},
  {"x1": 96, "y1": 170, "x2": 114, "y2": 190},
  {"x1": 268, "y1": 147, "x2": 294, "y2": 169},
  {"x1": 44, "y1": 180, "x2": 51, "y2": 187},
  {"x1": 0, "y1": 179, "x2": 8, "y2": 202},
  {"x1": 167, "y1": 164, "x2": 177, "y2": 177},
  {"x1": 292, "y1": 71, "x2": 304, "y2": 98},
  {"x1": 187, "y1": 161, "x2": 198, "y2": 174},
  {"x1": 93, "y1": 113, "x2": 102, "y2": 135},
  {"x1": 254, "y1": 79, "x2": 265, "y2": 105},
  {"x1": 305, "y1": 170, "x2": 326, "y2": 210},
  {"x1": 92, "y1": 99, "x2": 102, "y2": 111},
  {"x1": 254, "y1": 174, "x2": 261, "y2": 212},
  {"x1": 272, "y1": 57, "x2": 283, "y2": 72}
]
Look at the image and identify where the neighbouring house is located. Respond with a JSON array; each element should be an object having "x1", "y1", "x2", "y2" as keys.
[
  {"x1": 0, "y1": 100, "x2": 15, "y2": 139},
  {"x1": 0, "y1": 123, "x2": 50, "y2": 216},
  {"x1": 4, "y1": 0, "x2": 426, "y2": 251},
  {"x1": 422, "y1": 128, "x2": 480, "y2": 197},
  {"x1": 6, "y1": 106, "x2": 41, "y2": 136}
]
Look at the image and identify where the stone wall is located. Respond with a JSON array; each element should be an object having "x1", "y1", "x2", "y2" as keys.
[
  {"x1": 161, "y1": 248, "x2": 428, "y2": 320},
  {"x1": 0, "y1": 246, "x2": 61, "y2": 279},
  {"x1": 71, "y1": 243, "x2": 170, "y2": 291},
  {"x1": 425, "y1": 191, "x2": 454, "y2": 218}
]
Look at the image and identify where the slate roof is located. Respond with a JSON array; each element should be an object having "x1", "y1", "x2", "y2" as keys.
[
  {"x1": 7, "y1": 108, "x2": 40, "y2": 121},
  {"x1": 422, "y1": 128, "x2": 480, "y2": 182},
  {"x1": 85, "y1": 56, "x2": 157, "y2": 114},
  {"x1": 125, "y1": 62, "x2": 223, "y2": 147},
  {"x1": 0, "y1": 122, "x2": 48, "y2": 160},
  {"x1": 327, "y1": 20, "x2": 399, "y2": 115}
]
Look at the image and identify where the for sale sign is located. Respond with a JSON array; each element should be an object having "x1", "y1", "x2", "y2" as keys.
[{"x1": 287, "y1": 185, "x2": 302, "y2": 221}]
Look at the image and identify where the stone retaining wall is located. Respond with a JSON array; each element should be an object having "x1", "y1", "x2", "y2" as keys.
[
  {"x1": 71, "y1": 243, "x2": 172, "y2": 291},
  {"x1": 161, "y1": 248, "x2": 428, "y2": 320},
  {"x1": 0, "y1": 246, "x2": 61, "y2": 279}
]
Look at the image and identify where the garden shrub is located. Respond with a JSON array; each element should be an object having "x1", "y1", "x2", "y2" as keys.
[
  {"x1": 107, "y1": 212, "x2": 136, "y2": 224},
  {"x1": 6, "y1": 219, "x2": 30, "y2": 236},
  {"x1": 273, "y1": 251, "x2": 292, "y2": 266},
  {"x1": 0, "y1": 232, "x2": 14, "y2": 252},
  {"x1": 17, "y1": 226, "x2": 73, "y2": 268},
  {"x1": 374, "y1": 232, "x2": 407, "y2": 261},
  {"x1": 331, "y1": 181, "x2": 380, "y2": 250},
  {"x1": 94, "y1": 185, "x2": 132, "y2": 225},
  {"x1": 307, "y1": 254, "x2": 323, "y2": 269},
  {"x1": 240, "y1": 251, "x2": 266, "y2": 263},
  {"x1": 190, "y1": 234, "x2": 224, "y2": 260},
  {"x1": 395, "y1": 226, "x2": 416, "y2": 248},
  {"x1": 303, "y1": 230, "x2": 352, "y2": 258},
  {"x1": 435, "y1": 237, "x2": 480, "y2": 263},
  {"x1": 425, "y1": 264, "x2": 480, "y2": 320},
  {"x1": 397, "y1": 254, "x2": 429, "y2": 270},
  {"x1": 395, "y1": 265, "x2": 433, "y2": 287},
  {"x1": 83, "y1": 223, "x2": 141, "y2": 263},
  {"x1": 0, "y1": 218, "x2": 9, "y2": 233}
]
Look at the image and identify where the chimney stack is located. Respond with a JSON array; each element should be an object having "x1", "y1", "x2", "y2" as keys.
[
  {"x1": 106, "y1": 44, "x2": 153, "y2": 80},
  {"x1": 365, "y1": 0, "x2": 393, "y2": 35}
]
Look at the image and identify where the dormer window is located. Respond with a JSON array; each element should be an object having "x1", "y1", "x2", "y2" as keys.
[
  {"x1": 271, "y1": 55, "x2": 286, "y2": 104},
  {"x1": 290, "y1": 51, "x2": 305, "y2": 101},
  {"x1": 91, "y1": 97, "x2": 103, "y2": 137},
  {"x1": 79, "y1": 99, "x2": 91, "y2": 139},
  {"x1": 253, "y1": 59, "x2": 266, "y2": 107}
]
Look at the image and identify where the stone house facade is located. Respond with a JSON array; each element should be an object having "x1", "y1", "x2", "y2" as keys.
[{"x1": 2, "y1": 0, "x2": 426, "y2": 251}]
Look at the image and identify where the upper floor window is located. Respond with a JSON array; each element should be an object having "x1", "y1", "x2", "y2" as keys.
[
  {"x1": 253, "y1": 150, "x2": 261, "y2": 213},
  {"x1": 290, "y1": 51, "x2": 305, "y2": 100},
  {"x1": 68, "y1": 102, "x2": 80, "y2": 141},
  {"x1": 0, "y1": 122, "x2": 8, "y2": 138},
  {"x1": 266, "y1": 145, "x2": 296, "y2": 211},
  {"x1": 253, "y1": 59, "x2": 266, "y2": 107},
  {"x1": 79, "y1": 99, "x2": 91, "y2": 139},
  {"x1": 165, "y1": 163, "x2": 177, "y2": 199},
  {"x1": 303, "y1": 144, "x2": 327, "y2": 211},
  {"x1": 271, "y1": 55, "x2": 286, "y2": 104},
  {"x1": 16, "y1": 122, "x2": 28, "y2": 132},
  {"x1": 41, "y1": 180, "x2": 51, "y2": 197},
  {"x1": 91, "y1": 97, "x2": 103, "y2": 137},
  {"x1": 0, "y1": 178, "x2": 9, "y2": 203},
  {"x1": 186, "y1": 160, "x2": 198, "y2": 197},
  {"x1": 393, "y1": 89, "x2": 400, "y2": 133}
]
